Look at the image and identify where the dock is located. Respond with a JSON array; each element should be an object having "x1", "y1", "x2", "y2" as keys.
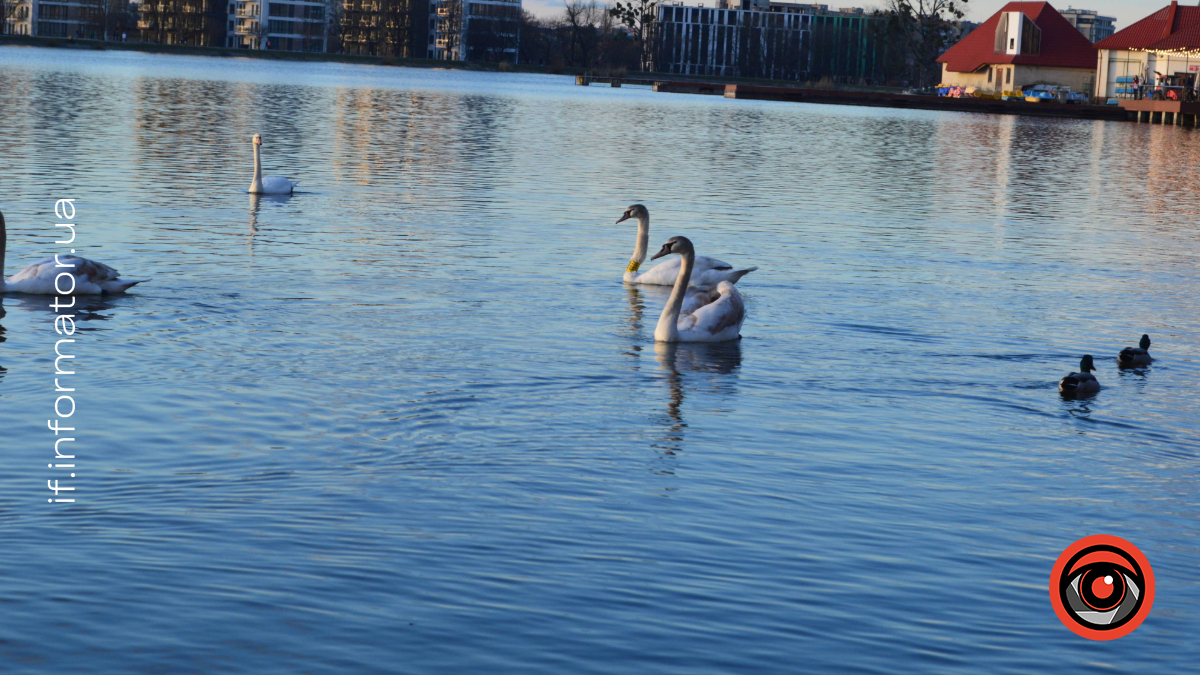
[{"x1": 576, "y1": 76, "x2": 1133, "y2": 121}]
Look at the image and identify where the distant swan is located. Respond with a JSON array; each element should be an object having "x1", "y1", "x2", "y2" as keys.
[
  {"x1": 618, "y1": 205, "x2": 756, "y2": 288},
  {"x1": 1059, "y1": 355, "x2": 1100, "y2": 397},
  {"x1": 249, "y1": 134, "x2": 298, "y2": 194},
  {"x1": 0, "y1": 211, "x2": 146, "y2": 295},
  {"x1": 651, "y1": 236, "x2": 746, "y2": 343},
  {"x1": 1118, "y1": 334, "x2": 1153, "y2": 368}
]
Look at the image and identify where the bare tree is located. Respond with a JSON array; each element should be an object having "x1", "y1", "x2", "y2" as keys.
[
  {"x1": 880, "y1": 0, "x2": 968, "y2": 87},
  {"x1": 563, "y1": 0, "x2": 602, "y2": 67}
]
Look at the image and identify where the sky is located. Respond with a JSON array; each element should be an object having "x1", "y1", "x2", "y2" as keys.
[{"x1": 525, "y1": 0, "x2": 1174, "y2": 30}]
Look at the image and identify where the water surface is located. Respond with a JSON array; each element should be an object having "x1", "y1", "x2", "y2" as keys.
[{"x1": 1, "y1": 45, "x2": 1199, "y2": 673}]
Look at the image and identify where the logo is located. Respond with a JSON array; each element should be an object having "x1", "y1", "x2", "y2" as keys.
[{"x1": 1049, "y1": 535, "x2": 1154, "y2": 640}]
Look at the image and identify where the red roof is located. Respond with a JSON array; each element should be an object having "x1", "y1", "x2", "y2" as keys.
[
  {"x1": 1095, "y1": 2, "x2": 1200, "y2": 51},
  {"x1": 938, "y1": 2, "x2": 1097, "y2": 73}
]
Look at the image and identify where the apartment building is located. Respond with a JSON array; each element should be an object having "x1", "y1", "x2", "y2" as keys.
[
  {"x1": 1058, "y1": 7, "x2": 1115, "y2": 43},
  {"x1": 429, "y1": 0, "x2": 518, "y2": 62},
  {"x1": 3, "y1": 0, "x2": 36, "y2": 35},
  {"x1": 137, "y1": 0, "x2": 227, "y2": 45},
  {"x1": 225, "y1": 0, "x2": 327, "y2": 50},
  {"x1": 653, "y1": 0, "x2": 877, "y2": 81}
]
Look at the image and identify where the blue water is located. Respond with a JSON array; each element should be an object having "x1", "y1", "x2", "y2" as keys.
[{"x1": 1, "y1": 45, "x2": 1198, "y2": 672}]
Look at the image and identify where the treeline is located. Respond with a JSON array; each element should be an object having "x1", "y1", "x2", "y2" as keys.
[{"x1": 518, "y1": 1, "x2": 643, "y2": 72}]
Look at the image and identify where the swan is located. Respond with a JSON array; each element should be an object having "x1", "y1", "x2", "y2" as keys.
[
  {"x1": 651, "y1": 236, "x2": 746, "y2": 343},
  {"x1": 617, "y1": 205, "x2": 756, "y2": 288},
  {"x1": 1059, "y1": 355, "x2": 1100, "y2": 397},
  {"x1": 249, "y1": 134, "x2": 298, "y2": 195},
  {"x1": 0, "y1": 212, "x2": 146, "y2": 295},
  {"x1": 1118, "y1": 334, "x2": 1153, "y2": 368}
]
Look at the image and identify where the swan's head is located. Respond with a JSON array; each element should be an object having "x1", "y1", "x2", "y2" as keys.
[
  {"x1": 1140, "y1": 334, "x2": 1151, "y2": 350},
  {"x1": 650, "y1": 235, "x2": 694, "y2": 260},
  {"x1": 616, "y1": 204, "x2": 648, "y2": 224},
  {"x1": 253, "y1": 134, "x2": 263, "y2": 146},
  {"x1": 1079, "y1": 355, "x2": 1096, "y2": 373}
]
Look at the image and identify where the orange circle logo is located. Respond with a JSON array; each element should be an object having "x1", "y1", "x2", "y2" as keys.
[{"x1": 1049, "y1": 535, "x2": 1154, "y2": 640}]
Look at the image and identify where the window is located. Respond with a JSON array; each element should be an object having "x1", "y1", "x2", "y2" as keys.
[
  {"x1": 1006, "y1": 68, "x2": 1011, "y2": 84},
  {"x1": 988, "y1": 67, "x2": 992, "y2": 83}
]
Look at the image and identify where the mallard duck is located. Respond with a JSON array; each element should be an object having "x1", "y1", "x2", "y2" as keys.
[
  {"x1": 1059, "y1": 355, "x2": 1100, "y2": 397},
  {"x1": 1118, "y1": 334, "x2": 1152, "y2": 368}
]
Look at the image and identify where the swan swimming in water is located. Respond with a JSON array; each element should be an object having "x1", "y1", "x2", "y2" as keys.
[
  {"x1": 618, "y1": 205, "x2": 756, "y2": 288},
  {"x1": 249, "y1": 134, "x2": 299, "y2": 195},
  {"x1": 0, "y1": 211, "x2": 147, "y2": 295},
  {"x1": 651, "y1": 236, "x2": 746, "y2": 343},
  {"x1": 1118, "y1": 334, "x2": 1153, "y2": 368},
  {"x1": 1059, "y1": 355, "x2": 1100, "y2": 397}
]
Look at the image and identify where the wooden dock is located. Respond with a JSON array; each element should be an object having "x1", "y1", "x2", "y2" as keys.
[
  {"x1": 1118, "y1": 99, "x2": 1200, "y2": 125},
  {"x1": 576, "y1": 75, "x2": 1133, "y2": 121}
]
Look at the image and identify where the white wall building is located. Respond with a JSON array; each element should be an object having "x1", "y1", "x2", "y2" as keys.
[
  {"x1": 226, "y1": 0, "x2": 327, "y2": 51},
  {"x1": 3, "y1": 0, "x2": 36, "y2": 35}
]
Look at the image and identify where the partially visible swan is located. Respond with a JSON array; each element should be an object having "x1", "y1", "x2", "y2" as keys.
[
  {"x1": 249, "y1": 134, "x2": 298, "y2": 194},
  {"x1": 651, "y1": 236, "x2": 746, "y2": 343},
  {"x1": 0, "y1": 211, "x2": 146, "y2": 295},
  {"x1": 618, "y1": 205, "x2": 756, "y2": 288},
  {"x1": 1118, "y1": 334, "x2": 1153, "y2": 368},
  {"x1": 1059, "y1": 355, "x2": 1100, "y2": 397}
]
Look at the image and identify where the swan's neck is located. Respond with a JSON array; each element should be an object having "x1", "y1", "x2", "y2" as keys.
[
  {"x1": 251, "y1": 143, "x2": 263, "y2": 191},
  {"x1": 656, "y1": 249, "x2": 693, "y2": 342},
  {"x1": 628, "y1": 214, "x2": 649, "y2": 273},
  {"x1": 0, "y1": 212, "x2": 6, "y2": 286}
]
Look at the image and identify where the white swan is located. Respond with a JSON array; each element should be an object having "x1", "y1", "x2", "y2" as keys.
[
  {"x1": 0, "y1": 212, "x2": 146, "y2": 295},
  {"x1": 249, "y1": 134, "x2": 298, "y2": 195},
  {"x1": 618, "y1": 205, "x2": 756, "y2": 288},
  {"x1": 651, "y1": 236, "x2": 746, "y2": 343}
]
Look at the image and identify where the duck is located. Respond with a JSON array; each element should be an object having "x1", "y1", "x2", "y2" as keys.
[
  {"x1": 617, "y1": 205, "x2": 756, "y2": 288},
  {"x1": 0, "y1": 211, "x2": 146, "y2": 295},
  {"x1": 1059, "y1": 355, "x2": 1100, "y2": 397},
  {"x1": 650, "y1": 236, "x2": 746, "y2": 343},
  {"x1": 1118, "y1": 334, "x2": 1153, "y2": 368},
  {"x1": 249, "y1": 134, "x2": 299, "y2": 195}
]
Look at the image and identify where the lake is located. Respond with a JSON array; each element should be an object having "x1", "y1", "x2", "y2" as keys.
[{"x1": 1, "y1": 45, "x2": 1198, "y2": 673}]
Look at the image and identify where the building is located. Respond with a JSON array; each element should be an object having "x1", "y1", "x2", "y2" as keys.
[
  {"x1": 936, "y1": 2, "x2": 1097, "y2": 94},
  {"x1": 429, "y1": 0, "x2": 518, "y2": 62},
  {"x1": 341, "y1": 0, "x2": 429, "y2": 57},
  {"x1": 1059, "y1": 7, "x2": 1115, "y2": 42},
  {"x1": 224, "y1": 0, "x2": 328, "y2": 50},
  {"x1": 138, "y1": 0, "x2": 227, "y2": 45},
  {"x1": 652, "y1": 1, "x2": 881, "y2": 81},
  {"x1": 3, "y1": 0, "x2": 36, "y2": 35},
  {"x1": 1094, "y1": 2, "x2": 1200, "y2": 101}
]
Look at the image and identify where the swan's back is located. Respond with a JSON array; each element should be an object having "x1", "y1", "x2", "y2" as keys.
[
  {"x1": 680, "y1": 281, "x2": 745, "y2": 342},
  {"x1": 5, "y1": 255, "x2": 143, "y2": 294}
]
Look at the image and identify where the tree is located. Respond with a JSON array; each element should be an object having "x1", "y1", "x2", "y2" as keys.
[
  {"x1": 608, "y1": 0, "x2": 654, "y2": 70},
  {"x1": 563, "y1": 0, "x2": 602, "y2": 67},
  {"x1": 880, "y1": 0, "x2": 968, "y2": 87}
]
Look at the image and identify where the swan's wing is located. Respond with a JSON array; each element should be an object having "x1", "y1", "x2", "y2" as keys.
[
  {"x1": 681, "y1": 286, "x2": 719, "y2": 315},
  {"x1": 684, "y1": 281, "x2": 745, "y2": 338},
  {"x1": 8, "y1": 256, "x2": 120, "y2": 284},
  {"x1": 262, "y1": 176, "x2": 295, "y2": 193},
  {"x1": 694, "y1": 255, "x2": 733, "y2": 272}
]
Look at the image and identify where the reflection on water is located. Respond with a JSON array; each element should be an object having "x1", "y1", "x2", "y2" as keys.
[{"x1": 1, "y1": 46, "x2": 1199, "y2": 674}]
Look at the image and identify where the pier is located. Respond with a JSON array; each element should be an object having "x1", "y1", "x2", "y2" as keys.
[{"x1": 576, "y1": 77, "x2": 1131, "y2": 121}]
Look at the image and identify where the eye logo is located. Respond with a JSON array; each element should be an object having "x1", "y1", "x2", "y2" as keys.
[{"x1": 1050, "y1": 535, "x2": 1154, "y2": 640}]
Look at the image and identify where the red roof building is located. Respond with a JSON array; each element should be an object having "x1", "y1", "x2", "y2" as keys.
[
  {"x1": 1094, "y1": 2, "x2": 1200, "y2": 100},
  {"x1": 937, "y1": 2, "x2": 1098, "y2": 94}
]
